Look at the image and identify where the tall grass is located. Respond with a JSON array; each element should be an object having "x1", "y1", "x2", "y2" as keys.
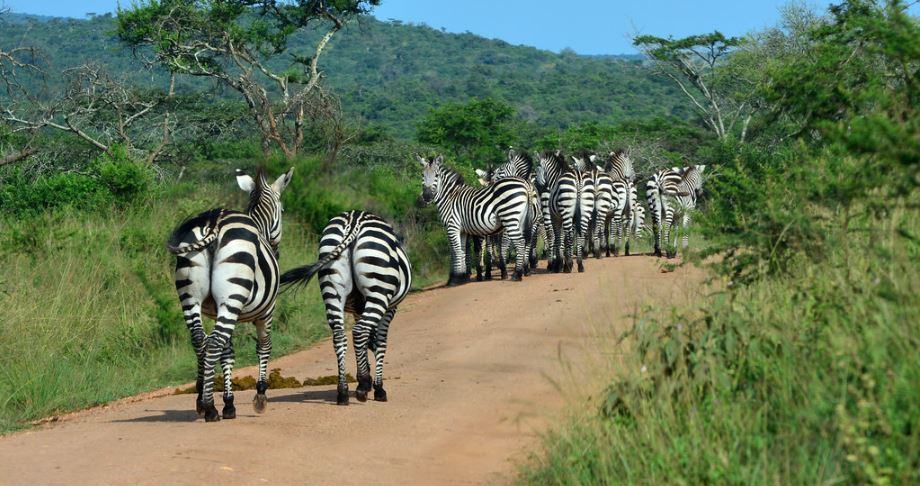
[{"x1": 521, "y1": 204, "x2": 920, "y2": 484}]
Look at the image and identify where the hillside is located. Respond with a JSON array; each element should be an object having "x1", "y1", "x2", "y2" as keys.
[{"x1": 0, "y1": 12, "x2": 689, "y2": 138}]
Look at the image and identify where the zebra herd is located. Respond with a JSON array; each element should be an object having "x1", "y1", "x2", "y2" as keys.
[
  {"x1": 166, "y1": 156, "x2": 704, "y2": 422},
  {"x1": 426, "y1": 149, "x2": 706, "y2": 283}
]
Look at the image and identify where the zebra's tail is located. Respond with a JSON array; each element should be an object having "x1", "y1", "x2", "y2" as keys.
[
  {"x1": 280, "y1": 213, "x2": 365, "y2": 290},
  {"x1": 166, "y1": 208, "x2": 225, "y2": 256},
  {"x1": 167, "y1": 231, "x2": 219, "y2": 255}
]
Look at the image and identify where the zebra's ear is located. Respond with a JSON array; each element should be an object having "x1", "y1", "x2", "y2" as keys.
[
  {"x1": 236, "y1": 170, "x2": 255, "y2": 193},
  {"x1": 433, "y1": 155, "x2": 444, "y2": 166},
  {"x1": 415, "y1": 154, "x2": 428, "y2": 167},
  {"x1": 596, "y1": 165, "x2": 604, "y2": 172},
  {"x1": 696, "y1": 165, "x2": 707, "y2": 174},
  {"x1": 272, "y1": 167, "x2": 294, "y2": 194},
  {"x1": 589, "y1": 154, "x2": 597, "y2": 163}
]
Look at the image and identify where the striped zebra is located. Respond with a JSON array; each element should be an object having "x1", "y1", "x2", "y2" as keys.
[
  {"x1": 474, "y1": 149, "x2": 542, "y2": 275},
  {"x1": 647, "y1": 165, "x2": 706, "y2": 257},
  {"x1": 281, "y1": 211, "x2": 411, "y2": 405},
  {"x1": 419, "y1": 154, "x2": 535, "y2": 284},
  {"x1": 535, "y1": 150, "x2": 566, "y2": 272},
  {"x1": 603, "y1": 151, "x2": 638, "y2": 257},
  {"x1": 550, "y1": 155, "x2": 595, "y2": 273},
  {"x1": 588, "y1": 164, "x2": 614, "y2": 259},
  {"x1": 167, "y1": 167, "x2": 294, "y2": 422}
]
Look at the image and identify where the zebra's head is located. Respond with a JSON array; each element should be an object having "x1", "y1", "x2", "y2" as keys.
[
  {"x1": 570, "y1": 153, "x2": 596, "y2": 173},
  {"x1": 236, "y1": 167, "x2": 294, "y2": 257},
  {"x1": 475, "y1": 168, "x2": 493, "y2": 186},
  {"x1": 606, "y1": 150, "x2": 635, "y2": 181},
  {"x1": 538, "y1": 149, "x2": 564, "y2": 182},
  {"x1": 417, "y1": 154, "x2": 446, "y2": 204}
]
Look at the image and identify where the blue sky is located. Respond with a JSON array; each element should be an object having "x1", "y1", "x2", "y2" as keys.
[{"x1": 2, "y1": 1, "x2": 914, "y2": 55}]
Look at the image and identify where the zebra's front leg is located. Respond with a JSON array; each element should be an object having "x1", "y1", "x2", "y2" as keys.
[
  {"x1": 681, "y1": 213, "x2": 691, "y2": 252},
  {"x1": 219, "y1": 336, "x2": 236, "y2": 419},
  {"x1": 200, "y1": 307, "x2": 237, "y2": 422},
  {"x1": 371, "y1": 308, "x2": 396, "y2": 402},
  {"x1": 252, "y1": 317, "x2": 272, "y2": 413},
  {"x1": 447, "y1": 228, "x2": 469, "y2": 286}
]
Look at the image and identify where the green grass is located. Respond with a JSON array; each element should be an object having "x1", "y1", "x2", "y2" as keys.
[{"x1": 521, "y1": 205, "x2": 920, "y2": 484}]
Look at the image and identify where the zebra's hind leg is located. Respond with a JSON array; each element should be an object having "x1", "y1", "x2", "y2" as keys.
[
  {"x1": 200, "y1": 307, "x2": 237, "y2": 422},
  {"x1": 371, "y1": 308, "x2": 397, "y2": 402},
  {"x1": 472, "y1": 236, "x2": 485, "y2": 282},
  {"x1": 252, "y1": 317, "x2": 273, "y2": 413},
  {"x1": 182, "y1": 303, "x2": 207, "y2": 417},
  {"x1": 352, "y1": 298, "x2": 387, "y2": 402},
  {"x1": 220, "y1": 336, "x2": 236, "y2": 419}
]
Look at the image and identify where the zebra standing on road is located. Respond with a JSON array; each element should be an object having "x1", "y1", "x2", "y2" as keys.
[
  {"x1": 281, "y1": 211, "x2": 411, "y2": 405},
  {"x1": 551, "y1": 155, "x2": 595, "y2": 273},
  {"x1": 646, "y1": 165, "x2": 706, "y2": 257},
  {"x1": 475, "y1": 149, "x2": 542, "y2": 274},
  {"x1": 604, "y1": 151, "x2": 638, "y2": 256},
  {"x1": 167, "y1": 167, "x2": 294, "y2": 422},
  {"x1": 535, "y1": 150, "x2": 567, "y2": 272},
  {"x1": 419, "y1": 154, "x2": 534, "y2": 284}
]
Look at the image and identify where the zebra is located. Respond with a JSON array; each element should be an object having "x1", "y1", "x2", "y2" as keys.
[
  {"x1": 474, "y1": 149, "x2": 542, "y2": 276},
  {"x1": 418, "y1": 154, "x2": 535, "y2": 284},
  {"x1": 549, "y1": 154, "x2": 595, "y2": 273},
  {"x1": 588, "y1": 164, "x2": 614, "y2": 259},
  {"x1": 646, "y1": 165, "x2": 706, "y2": 257},
  {"x1": 535, "y1": 150, "x2": 566, "y2": 272},
  {"x1": 167, "y1": 166, "x2": 294, "y2": 422},
  {"x1": 281, "y1": 211, "x2": 411, "y2": 405},
  {"x1": 602, "y1": 151, "x2": 638, "y2": 257}
]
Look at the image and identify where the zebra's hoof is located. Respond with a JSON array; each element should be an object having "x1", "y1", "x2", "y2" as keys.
[
  {"x1": 476, "y1": 273, "x2": 483, "y2": 282},
  {"x1": 356, "y1": 375, "x2": 371, "y2": 402},
  {"x1": 222, "y1": 396, "x2": 236, "y2": 419},
  {"x1": 337, "y1": 385, "x2": 349, "y2": 406},
  {"x1": 485, "y1": 271, "x2": 493, "y2": 280},
  {"x1": 252, "y1": 393, "x2": 268, "y2": 414},
  {"x1": 373, "y1": 385, "x2": 388, "y2": 402},
  {"x1": 511, "y1": 270, "x2": 523, "y2": 281},
  {"x1": 447, "y1": 273, "x2": 468, "y2": 286},
  {"x1": 203, "y1": 403, "x2": 220, "y2": 422},
  {"x1": 577, "y1": 261, "x2": 585, "y2": 273},
  {"x1": 196, "y1": 397, "x2": 205, "y2": 417},
  {"x1": 500, "y1": 271, "x2": 508, "y2": 280}
]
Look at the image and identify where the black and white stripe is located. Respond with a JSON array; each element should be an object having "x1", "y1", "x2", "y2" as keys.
[
  {"x1": 419, "y1": 154, "x2": 534, "y2": 284},
  {"x1": 167, "y1": 166, "x2": 294, "y2": 422},
  {"x1": 535, "y1": 150, "x2": 567, "y2": 272},
  {"x1": 281, "y1": 210, "x2": 411, "y2": 405},
  {"x1": 646, "y1": 165, "x2": 706, "y2": 257}
]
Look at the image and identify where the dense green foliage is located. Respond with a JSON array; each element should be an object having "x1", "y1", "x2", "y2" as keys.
[
  {"x1": 0, "y1": 12, "x2": 688, "y2": 140},
  {"x1": 524, "y1": 1, "x2": 920, "y2": 483}
]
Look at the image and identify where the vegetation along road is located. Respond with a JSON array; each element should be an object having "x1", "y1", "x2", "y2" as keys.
[{"x1": 0, "y1": 257, "x2": 703, "y2": 484}]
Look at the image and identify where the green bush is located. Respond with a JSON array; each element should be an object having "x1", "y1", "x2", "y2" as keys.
[
  {"x1": 0, "y1": 171, "x2": 114, "y2": 216},
  {"x1": 97, "y1": 146, "x2": 152, "y2": 202}
]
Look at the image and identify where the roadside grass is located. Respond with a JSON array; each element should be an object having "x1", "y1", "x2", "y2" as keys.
[{"x1": 520, "y1": 206, "x2": 920, "y2": 484}]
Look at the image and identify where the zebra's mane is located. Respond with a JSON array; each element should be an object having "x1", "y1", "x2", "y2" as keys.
[
  {"x1": 246, "y1": 166, "x2": 271, "y2": 213},
  {"x1": 540, "y1": 149, "x2": 565, "y2": 172}
]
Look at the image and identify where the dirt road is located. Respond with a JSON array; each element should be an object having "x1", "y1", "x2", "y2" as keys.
[{"x1": 0, "y1": 256, "x2": 703, "y2": 485}]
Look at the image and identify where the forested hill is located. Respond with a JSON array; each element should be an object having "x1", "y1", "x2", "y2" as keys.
[{"x1": 0, "y1": 12, "x2": 689, "y2": 138}]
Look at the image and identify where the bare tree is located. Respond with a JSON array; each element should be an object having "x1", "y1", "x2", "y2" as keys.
[
  {"x1": 116, "y1": 0, "x2": 379, "y2": 159},
  {"x1": 634, "y1": 32, "x2": 752, "y2": 141},
  {"x1": 2, "y1": 64, "x2": 174, "y2": 162}
]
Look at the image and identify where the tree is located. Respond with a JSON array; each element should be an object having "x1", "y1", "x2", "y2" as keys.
[
  {"x1": 116, "y1": 0, "x2": 380, "y2": 159},
  {"x1": 634, "y1": 32, "x2": 751, "y2": 141},
  {"x1": 416, "y1": 97, "x2": 514, "y2": 166}
]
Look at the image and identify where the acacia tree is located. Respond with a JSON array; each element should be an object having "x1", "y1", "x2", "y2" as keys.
[
  {"x1": 116, "y1": 0, "x2": 379, "y2": 159},
  {"x1": 634, "y1": 32, "x2": 752, "y2": 141}
]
